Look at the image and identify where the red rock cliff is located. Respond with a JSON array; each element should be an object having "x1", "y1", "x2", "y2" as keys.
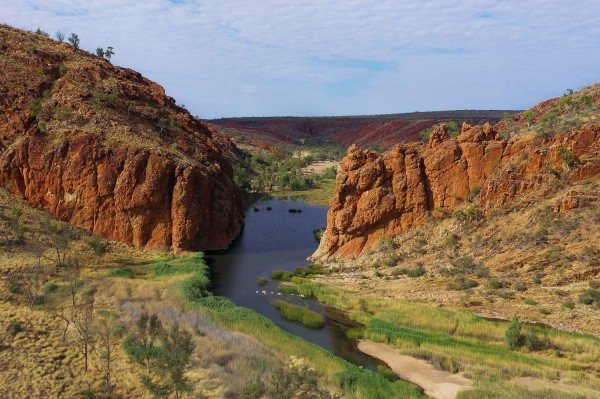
[
  {"x1": 0, "y1": 25, "x2": 243, "y2": 251},
  {"x1": 311, "y1": 112, "x2": 600, "y2": 260}
]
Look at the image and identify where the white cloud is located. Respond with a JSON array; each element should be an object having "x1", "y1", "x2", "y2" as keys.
[{"x1": 1, "y1": 0, "x2": 599, "y2": 117}]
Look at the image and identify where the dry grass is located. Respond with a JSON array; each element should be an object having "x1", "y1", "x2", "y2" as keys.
[
  {"x1": 318, "y1": 177, "x2": 600, "y2": 335},
  {"x1": 0, "y1": 189, "x2": 282, "y2": 398}
]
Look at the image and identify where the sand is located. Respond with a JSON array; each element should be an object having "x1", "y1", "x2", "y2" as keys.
[{"x1": 357, "y1": 340, "x2": 471, "y2": 399}]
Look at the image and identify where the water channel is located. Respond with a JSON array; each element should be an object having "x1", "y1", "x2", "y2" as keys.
[{"x1": 206, "y1": 197, "x2": 384, "y2": 370}]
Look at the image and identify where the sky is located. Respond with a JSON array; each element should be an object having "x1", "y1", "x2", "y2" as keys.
[{"x1": 1, "y1": 1, "x2": 599, "y2": 119}]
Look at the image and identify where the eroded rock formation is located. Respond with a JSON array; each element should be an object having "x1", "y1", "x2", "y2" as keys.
[
  {"x1": 311, "y1": 121, "x2": 600, "y2": 260},
  {"x1": 0, "y1": 25, "x2": 243, "y2": 251}
]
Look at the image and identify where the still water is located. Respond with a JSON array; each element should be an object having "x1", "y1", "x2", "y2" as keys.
[{"x1": 206, "y1": 197, "x2": 383, "y2": 370}]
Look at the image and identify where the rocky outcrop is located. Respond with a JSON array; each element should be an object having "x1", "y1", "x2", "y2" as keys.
[
  {"x1": 310, "y1": 121, "x2": 600, "y2": 260},
  {"x1": 0, "y1": 25, "x2": 243, "y2": 251}
]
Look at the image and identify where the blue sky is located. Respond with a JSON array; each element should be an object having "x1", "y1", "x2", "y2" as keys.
[{"x1": 1, "y1": 1, "x2": 599, "y2": 118}]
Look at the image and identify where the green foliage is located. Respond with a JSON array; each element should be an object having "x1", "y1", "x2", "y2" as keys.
[
  {"x1": 67, "y1": 33, "x2": 80, "y2": 48},
  {"x1": 313, "y1": 228, "x2": 325, "y2": 243},
  {"x1": 505, "y1": 317, "x2": 523, "y2": 350},
  {"x1": 523, "y1": 111, "x2": 536, "y2": 126},
  {"x1": 43, "y1": 282, "x2": 59, "y2": 294},
  {"x1": 558, "y1": 147, "x2": 578, "y2": 168},
  {"x1": 142, "y1": 323, "x2": 195, "y2": 399},
  {"x1": 95, "y1": 46, "x2": 114, "y2": 62},
  {"x1": 375, "y1": 365, "x2": 399, "y2": 382},
  {"x1": 85, "y1": 236, "x2": 109, "y2": 256},
  {"x1": 267, "y1": 364, "x2": 340, "y2": 399},
  {"x1": 538, "y1": 108, "x2": 560, "y2": 134},
  {"x1": 419, "y1": 126, "x2": 434, "y2": 143},
  {"x1": 457, "y1": 382, "x2": 595, "y2": 399},
  {"x1": 453, "y1": 205, "x2": 482, "y2": 221},
  {"x1": 34, "y1": 27, "x2": 49, "y2": 37},
  {"x1": 233, "y1": 163, "x2": 252, "y2": 200},
  {"x1": 446, "y1": 121, "x2": 460, "y2": 137},
  {"x1": 6, "y1": 320, "x2": 24, "y2": 336},
  {"x1": 239, "y1": 379, "x2": 267, "y2": 399},
  {"x1": 179, "y1": 273, "x2": 210, "y2": 302},
  {"x1": 108, "y1": 268, "x2": 134, "y2": 279},
  {"x1": 92, "y1": 91, "x2": 118, "y2": 111},
  {"x1": 578, "y1": 289, "x2": 600, "y2": 306},
  {"x1": 258, "y1": 277, "x2": 268, "y2": 286},
  {"x1": 448, "y1": 277, "x2": 479, "y2": 291},
  {"x1": 271, "y1": 270, "x2": 293, "y2": 281},
  {"x1": 488, "y1": 278, "x2": 509, "y2": 289},
  {"x1": 278, "y1": 285, "x2": 299, "y2": 295},
  {"x1": 274, "y1": 300, "x2": 325, "y2": 328}
]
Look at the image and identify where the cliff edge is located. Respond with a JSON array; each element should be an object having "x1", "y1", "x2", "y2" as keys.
[{"x1": 0, "y1": 25, "x2": 244, "y2": 251}]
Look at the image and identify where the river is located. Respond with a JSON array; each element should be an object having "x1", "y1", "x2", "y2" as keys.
[{"x1": 205, "y1": 197, "x2": 383, "y2": 370}]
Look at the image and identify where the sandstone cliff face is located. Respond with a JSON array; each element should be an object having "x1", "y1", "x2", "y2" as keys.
[
  {"x1": 0, "y1": 25, "x2": 243, "y2": 251},
  {"x1": 311, "y1": 119, "x2": 600, "y2": 260}
]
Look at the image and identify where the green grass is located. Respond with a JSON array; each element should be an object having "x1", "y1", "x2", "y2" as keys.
[
  {"x1": 457, "y1": 383, "x2": 597, "y2": 399},
  {"x1": 274, "y1": 300, "x2": 325, "y2": 328},
  {"x1": 295, "y1": 281, "x2": 600, "y2": 385},
  {"x1": 174, "y1": 254, "x2": 427, "y2": 399}
]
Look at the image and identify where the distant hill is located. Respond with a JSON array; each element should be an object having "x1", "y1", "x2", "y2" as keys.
[{"x1": 210, "y1": 110, "x2": 516, "y2": 151}]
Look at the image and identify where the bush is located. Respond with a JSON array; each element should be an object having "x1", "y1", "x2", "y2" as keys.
[
  {"x1": 525, "y1": 334, "x2": 544, "y2": 351},
  {"x1": 504, "y1": 317, "x2": 523, "y2": 350},
  {"x1": 578, "y1": 289, "x2": 600, "y2": 305},
  {"x1": 488, "y1": 278, "x2": 509, "y2": 289},
  {"x1": 43, "y1": 283, "x2": 59, "y2": 294},
  {"x1": 109, "y1": 268, "x2": 134, "y2": 279},
  {"x1": 6, "y1": 320, "x2": 24, "y2": 336},
  {"x1": 85, "y1": 236, "x2": 109, "y2": 256},
  {"x1": 448, "y1": 277, "x2": 479, "y2": 291},
  {"x1": 257, "y1": 277, "x2": 268, "y2": 286}
]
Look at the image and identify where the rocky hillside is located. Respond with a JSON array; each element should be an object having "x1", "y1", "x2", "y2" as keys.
[
  {"x1": 211, "y1": 110, "x2": 511, "y2": 152},
  {"x1": 0, "y1": 25, "x2": 244, "y2": 252},
  {"x1": 311, "y1": 85, "x2": 600, "y2": 261}
]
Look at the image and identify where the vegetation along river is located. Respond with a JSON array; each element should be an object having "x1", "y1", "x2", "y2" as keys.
[{"x1": 206, "y1": 197, "x2": 384, "y2": 370}]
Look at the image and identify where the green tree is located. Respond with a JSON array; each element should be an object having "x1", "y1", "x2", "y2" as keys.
[
  {"x1": 67, "y1": 33, "x2": 80, "y2": 48},
  {"x1": 134, "y1": 312, "x2": 163, "y2": 372},
  {"x1": 504, "y1": 316, "x2": 523, "y2": 350},
  {"x1": 143, "y1": 323, "x2": 195, "y2": 399},
  {"x1": 268, "y1": 364, "x2": 340, "y2": 399}
]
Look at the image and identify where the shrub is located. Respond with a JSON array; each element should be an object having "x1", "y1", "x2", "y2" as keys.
[
  {"x1": 406, "y1": 264, "x2": 426, "y2": 278},
  {"x1": 109, "y1": 268, "x2": 134, "y2": 279},
  {"x1": 539, "y1": 307, "x2": 552, "y2": 315},
  {"x1": 514, "y1": 283, "x2": 527, "y2": 292},
  {"x1": 488, "y1": 278, "x2": 509, "y2": 289},
  {"x1": 85, "y1": 236, "x2": 108, "y2": 256},
  {"x1": 448, "y1": 277, "x2": 479, "y2": 291},
  {"x1": 43, "y1": 283, "x2": 59, "y2": 294},
  {"x1": 504, "y1": 317, "x2": 523, "y2": 349},
  {"x1": 562, "y1": 301, "x2": 575, "y2": 310},
  {"x1": 257, "y1": 277, "x2": 268, "y2": 286},
  {"x1": 579, "y1": 289, "x2": 600, "y2": 305},
  {"x1": 6, "y1": 320, "x2": 24, "y2": 336}
]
